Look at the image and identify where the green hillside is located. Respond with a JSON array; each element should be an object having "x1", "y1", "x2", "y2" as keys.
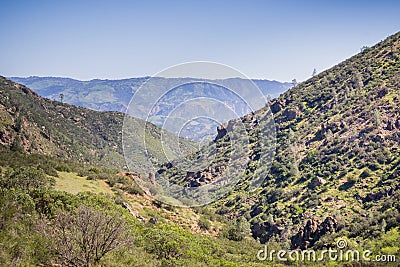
[
  {"x1": 158, "y1": 32, "x2": 400, "y2": 254},
  {"x1": 0, "y1": 76, "x2": 195, "y2": 170}
]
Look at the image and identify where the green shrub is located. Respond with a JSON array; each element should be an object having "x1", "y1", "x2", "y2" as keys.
[
  {"x1": 222, "y1": 217, "x2": 251, "y2": 241},
  {"x1": 0, "y1": 167, "x2": 53, "y2": 192},
  {"x1": 198, "y1": 216, "x2": 211, "y2": 230},
  {"x1": 55, "y1": 163, "x2": 72, "y2": 172}
]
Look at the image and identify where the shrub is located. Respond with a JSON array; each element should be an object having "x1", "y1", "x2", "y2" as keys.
[
  {"x1": 198, "y1": 216, "x2": 211, "y2": 231},
  {"x1": 143, "y1": 224, "x2": 188, "y2": 260},
  {"x1": 0, "y1": 167, "x2": 53, "y2": 191},
  {"x1": 360, "y1": 169, "x2": 372, "y2": 179},
  {"x1": 124, "y1": 183, "x2": 145, "y2": 196},
  {"x1": 222, "y1": 217, "x2": 251, "y2": 241},
  {"x1": 55, "y1": 163, "x2": 72, "y2": 172}
]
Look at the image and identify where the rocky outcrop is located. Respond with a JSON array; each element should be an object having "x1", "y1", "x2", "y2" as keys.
[
  {"x1": 215, "y1": 125, "x2": 227, "y2": 141},
  {"x1": 270, "y1": 101, "x2": 283, "y2": 113},
  {"x1": 251, "y1": 221, "x2": 282, "y2": 244},
  {"x1": 279, "y1": 108, "x2": 300, "y2": 122},
  {"x1": 291, "y1": 216, "x2": 338, "y2": 249},
  {"x1": 185, "y1": 166, "x2": 225, "y2": 187},
  {"x1": 308, "y1": 177, "x2": 326, "y2": 189},
  {"x1": 362, "y1": 186, "x2": 397, "y2": 203}
]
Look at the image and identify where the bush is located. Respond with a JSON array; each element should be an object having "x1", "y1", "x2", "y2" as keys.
[
  {"x1": 46, "y1": 206, "x2": 131, "y2": 266},
  {"x1": 55, "y1": 163, "x2": 72, "y2": 172},
  {"x1": 198, "y1": 216, "x2": 211, "y2": 231},
  {"x1": 0, "y1": 167, "x2": 53, "y2": 191},
  {"x1": 222, "y1": 217, "x2": 251, "y2": 241},
  {"x1": 143, "y1": 224, "x2": 188, "y2": 260},
  {"x1": 124, "y1": 183, "x2": 145, "y2": 196}
]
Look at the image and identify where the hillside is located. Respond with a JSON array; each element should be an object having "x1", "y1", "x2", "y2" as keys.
[
  {"x1": 157, "y1": 32, "x2": 400, "y2": 251},
  {"x1": 0, "y1": 76, "x2": 195, "y2": 170}
]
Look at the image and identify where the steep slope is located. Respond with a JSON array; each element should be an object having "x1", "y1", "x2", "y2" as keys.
[
  {"x1": 0, "y1": 76, "x2": 195, "y2": 170},
  {"x1": 159, "y1": 32, "x2": 400, "y2": 249}
]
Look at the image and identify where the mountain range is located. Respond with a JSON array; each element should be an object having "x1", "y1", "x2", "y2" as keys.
[
  {"x1": 9, "y1": 76, "x2": 292, "y2": 113},
  {"x1": 9, "y1": 76, "x2": 292, "y2": 142}
]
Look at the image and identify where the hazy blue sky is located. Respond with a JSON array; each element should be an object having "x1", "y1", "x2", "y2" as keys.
[{"x1": 1, "y1": 0, "x2": 400, "y2": 81}]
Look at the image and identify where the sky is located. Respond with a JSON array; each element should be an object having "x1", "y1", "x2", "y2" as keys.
[{"x1": 1, "y1": 0, "x2": 400, "y2": 82}]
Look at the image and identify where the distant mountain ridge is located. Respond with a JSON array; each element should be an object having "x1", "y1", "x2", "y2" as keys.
[
  {"x1": 9, "y1": 76, "x2": 292, "y2": 113},
  {"x1": 10, "y1": 76, "x2": 291, "y2": 142}
]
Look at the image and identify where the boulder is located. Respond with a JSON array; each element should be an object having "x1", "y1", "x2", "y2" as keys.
[{"x1": 251, "y1": 221, "x2": 282, "y2": 244}]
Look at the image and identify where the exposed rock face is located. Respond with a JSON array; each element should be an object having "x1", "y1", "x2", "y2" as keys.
[
  {"x1": 362, "y1": 186, "x2": 396, "y2": 203},
  {"x1": 270, "y1": 100, "x2": 283, "y2": 113},
  {"x1": 308, "y1": 177, "x2": 327, "y2": 189},
  {"x1": 215, "y1": 125, "x2": 227, "y2": 141},
  {"x1": 185, "y1": 167, "x2": 223, "y2": 187},
  {"x1": 251, "y1": 221, "x2": 282, "y2": 244},
  {"x1": 291, "y1": 216, "x2": 338, "y2": 249},
  {"x1": 281, "y1": 108, "x2": 299, "y2": 122}
]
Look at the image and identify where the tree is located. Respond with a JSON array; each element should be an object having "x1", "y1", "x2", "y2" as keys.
[
  {"x1": 48, "y1": 206, "x2": 131, "y2": 267},
  {"x1": 312, "y1": 68, "x2": 317, "y2": 77},
  {"x1": 0, "y1": 188, "x2": 35, "y2": 230}
]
